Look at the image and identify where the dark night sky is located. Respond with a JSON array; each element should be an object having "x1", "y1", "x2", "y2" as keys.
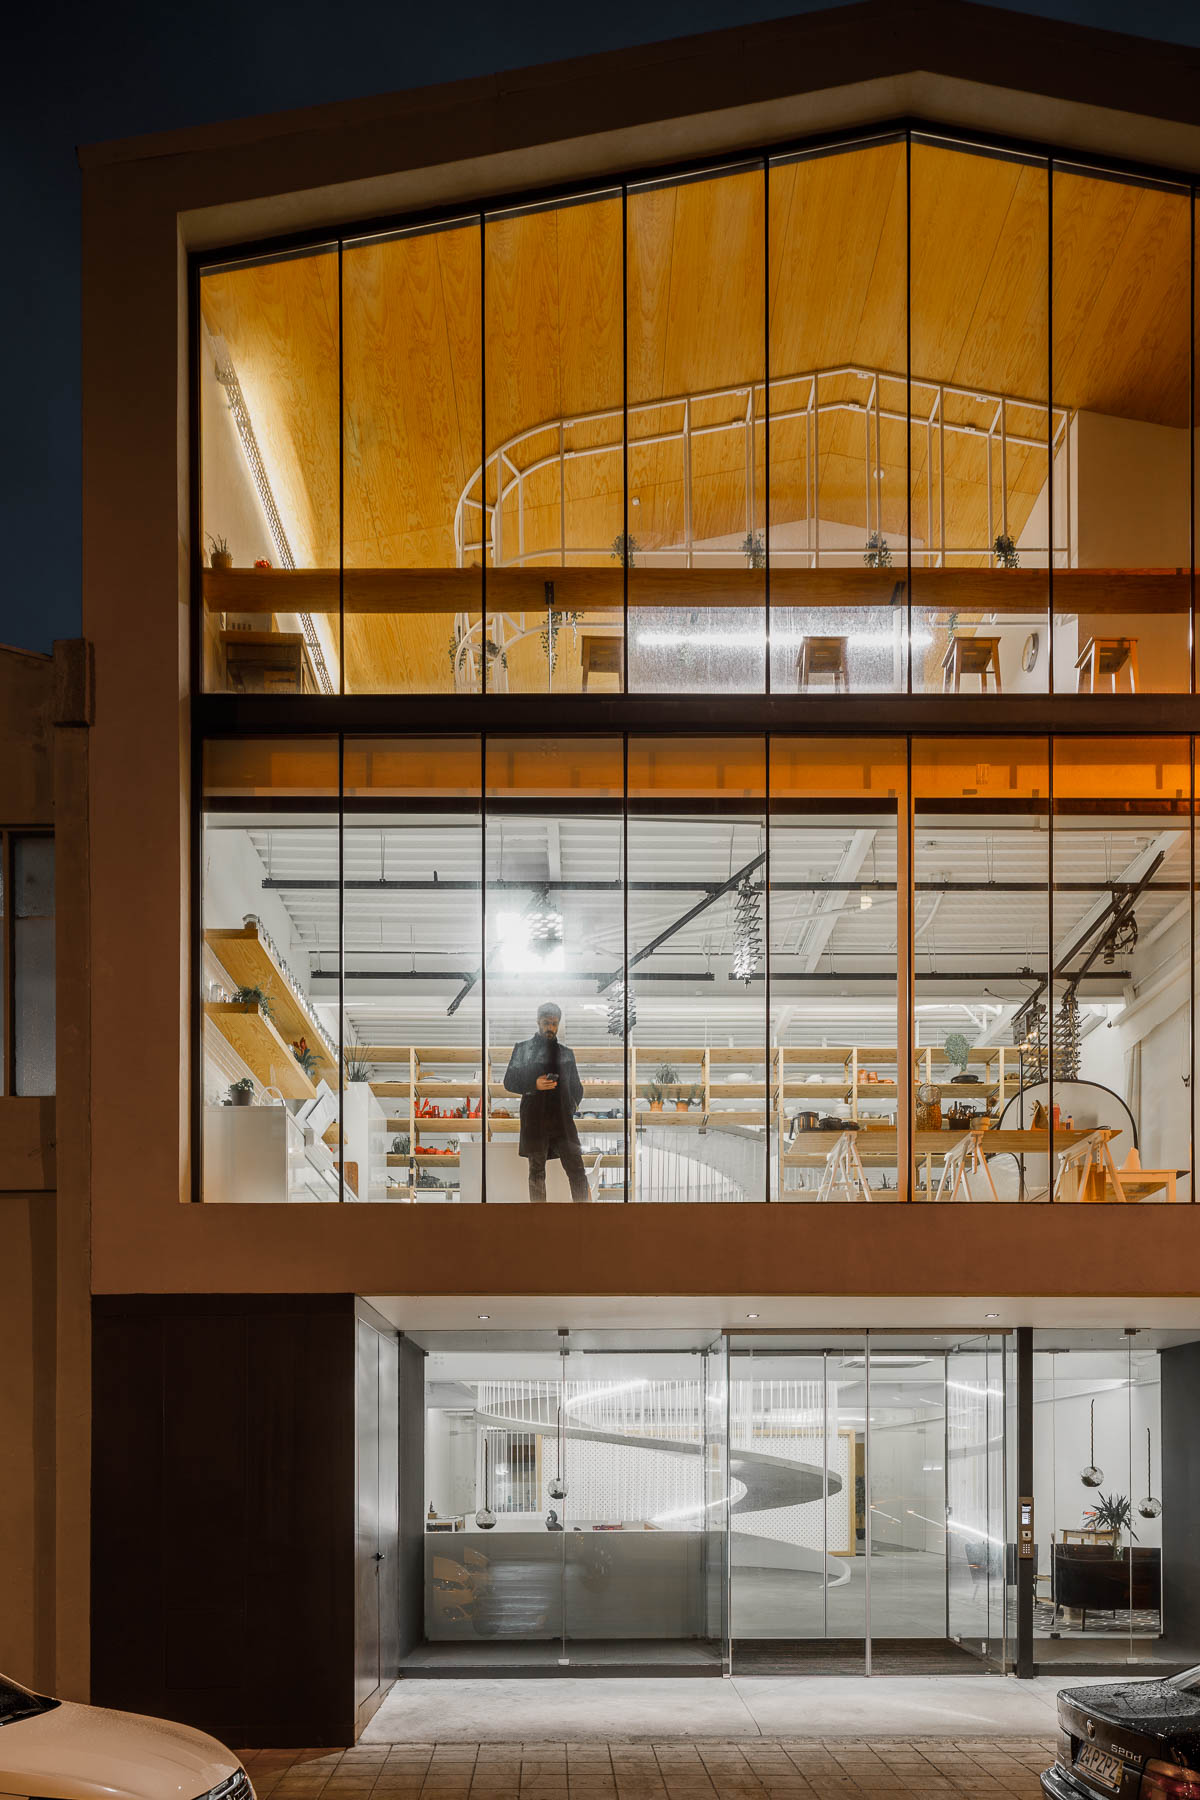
[{"x1": 3, "y1": 0, "x2": 1197, "y2": 656}]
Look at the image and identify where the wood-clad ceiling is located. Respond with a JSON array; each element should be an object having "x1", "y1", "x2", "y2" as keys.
[{"x1": 199, "y1": 140, "x2": 1192, "y2": 691}]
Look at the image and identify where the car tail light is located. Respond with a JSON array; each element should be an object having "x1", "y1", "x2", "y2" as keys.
[{"x1": 1140, "y1": 1761, "x2": 1200, "y2": 1800}]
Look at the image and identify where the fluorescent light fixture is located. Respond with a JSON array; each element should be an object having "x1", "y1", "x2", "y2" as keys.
[{"x1": 842, "y1": 1354, "x2": 930, "y2": 1368}]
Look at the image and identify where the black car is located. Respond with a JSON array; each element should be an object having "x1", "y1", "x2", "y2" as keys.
[{"x1": 1043, "y1": 1671, "x2": 1200, "y2": 1800}]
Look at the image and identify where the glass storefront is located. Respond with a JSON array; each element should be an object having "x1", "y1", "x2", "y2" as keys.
[
  {"x1": 199, "y1": 733, "x2": 1195, "y2": 1208},
  {"x1": 196, "y1": 136, "x2": 1198, "y2": 699},
  {"x1": 397, "y1": 1322, "x2": 1200, "y2": 1678},
  {"x1": 419, "y1": 1330, "x2": 727, "y2": 1671}
]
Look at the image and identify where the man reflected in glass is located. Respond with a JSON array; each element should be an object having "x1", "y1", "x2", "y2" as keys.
[{"x1": 503, "y1": 1001, "x2": 589, "y2": 1203}]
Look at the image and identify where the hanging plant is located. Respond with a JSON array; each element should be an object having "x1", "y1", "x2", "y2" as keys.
[
  {"x1": 993, "y1": 533, "x2": 1020, "y2": 568},
  {"x1": 864, "y1": 531, "x2": 892, "y2": 569},
  {"x1": 540, "y1": 610, "x2": 581, "y2": 671}
]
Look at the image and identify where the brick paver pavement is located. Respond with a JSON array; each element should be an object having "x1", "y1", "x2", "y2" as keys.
[{"x1": 242, "y1": 1738, "x2": 1054, "y2": 1800}]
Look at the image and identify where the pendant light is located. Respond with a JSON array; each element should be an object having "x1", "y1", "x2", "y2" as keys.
[
  {"x1": 1081, "y1": 1397, "x2": 1104, "y2": 1488},
  {"x1": 1138, "y1": 1427, "x2": 1162, "y2": 1519},
  {"x1": 475, "y1": 1429, "x2": 497, "y2": 1529}
]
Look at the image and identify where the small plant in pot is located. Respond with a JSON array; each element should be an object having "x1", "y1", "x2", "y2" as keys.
[
  {"x1": 232, "y1": 983, "x2": 274, "y2": 1020},
  {"x1": 292, "y1": 1035, "x2": 320, "y2": 1079},
  {"x1": 944, "y1": 1031, "x2": 975, "y2": 1084},
  {"x1": 645, "y1": 1081, "x2": 665, "y2": 1113},
  {"x1": 1085, "y1": 1493, "x2": 1136, "y2": 1556},
  {"x1": 391, "y1": 1134, "x2": 411, "y2": 1156},
  {"x1": 864, "y1": 531, "x2": 892, "y2": 569},
  {"x1": 206, "y1": 532, "x2": 233, "y2": 571},
  {"x1": 229, "y1": 1076, "x2": 255, "y2": 1107},
  {"x1": 993, "y1": 532, "x2": 1020, "y2": 569}
]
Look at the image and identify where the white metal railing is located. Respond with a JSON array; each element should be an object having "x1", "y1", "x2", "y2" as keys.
[{"x1": 454, "y1": 365, "x2": 1071, "y2": 573}]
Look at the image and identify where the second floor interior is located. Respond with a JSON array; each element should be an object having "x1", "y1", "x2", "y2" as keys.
[
  {"x1": 197, "y1": 129, "x2": 1200, "y2": 701},
  {"x1": 199, "y1": 731, "x2": 1199, "y2": 1206}
]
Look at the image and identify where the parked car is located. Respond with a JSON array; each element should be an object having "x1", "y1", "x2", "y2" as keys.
[
  {"x1": 1043, "y1": 1669, "x2": 1200, "y2": 1800},
  {"x1": 0, "y1": 1672, "x2": 250, "y2": 1800}
]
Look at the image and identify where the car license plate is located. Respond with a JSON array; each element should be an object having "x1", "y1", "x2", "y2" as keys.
[{"x1": 1074, "y1": 1745, "x2": 1125, "y2": 1790}]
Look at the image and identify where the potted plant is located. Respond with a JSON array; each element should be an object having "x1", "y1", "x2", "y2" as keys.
[
  {"x1": 864, "y1": 531, "x2": 892, "y2": 569},
  {"x1": 944, "y1": 1031, "x2": 975, "y2": 1084},
  {"x1": 741, "y1": 530, "x2": 765, "y2": 569},
  {"x1": 206, "y1": 532, "x2": 232, "y2": 571},
  {"x1": 344, "y1": 1024, "x2": 370, "y2": 1083},
  {"x1": 1085, "y1": 1493, "x2": 1136, "y2": 1556},
  {"x1": 291, "y1": 1036, "x2": 319, "y2": 1079},
  {"x1": 232, "y1": 983, "x2": 274, "y2": 1020},
  {"x1": 391, "y1": 1134, "x2": 411, "y2": 1156},
  {"x1": 655, "y1": 1061, "x2": 680, "y2": 1091},
  {"x1": 993, "y1": 532, "x2": 1020, "y2": 568},
  {"x1": 610, "y1": 532, "x2": 640, "y2": 567},
  {"x1": 645, "y1": 1081, "x2": 664, "y2": 1112},
  {"x1": 229, "y1": 1076, "x2": 255, "y2": 1107}
]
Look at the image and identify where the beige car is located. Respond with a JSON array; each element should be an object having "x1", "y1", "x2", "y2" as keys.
[{"x1": 0, "y1": 1673, "x2": 249, "y2": 1800}]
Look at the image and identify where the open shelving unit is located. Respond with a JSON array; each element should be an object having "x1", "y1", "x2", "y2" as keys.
[{"x1": 363, "y1": 1039, "x2": 1031, "y2": 1201}]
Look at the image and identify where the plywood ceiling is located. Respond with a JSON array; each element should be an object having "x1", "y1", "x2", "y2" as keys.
[{"x1": 200, "y1": 142, "x2": 1192, "y2": 691}]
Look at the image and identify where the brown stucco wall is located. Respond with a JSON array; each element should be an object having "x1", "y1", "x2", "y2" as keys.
[{"x1": 79, "y1": 7, "x2": 1200, "y2": 1309}]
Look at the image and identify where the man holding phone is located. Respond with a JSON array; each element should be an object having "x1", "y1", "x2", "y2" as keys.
[{"x1": 503, "y1": 1001, "x2": 589, "y2": 1203}]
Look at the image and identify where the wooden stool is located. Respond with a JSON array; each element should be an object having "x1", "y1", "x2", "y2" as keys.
[
  {"x1": 942, "y1": 634, "x2": 1002, "y2": 692},
  {"x1": 580, "y1": 633, "x2": 622, "y2": 691},
  {"x1": 797, "y1": 635, "x2": 850, "y2": 691},
  {"x1": 1076, "y1": 636, "x2": 1138, "y2": 693}
]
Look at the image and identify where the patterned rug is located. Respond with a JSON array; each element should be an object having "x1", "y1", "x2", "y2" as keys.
[{"x1": 1035, "y1": 1599, "x2": 1161, "y2": 1634}]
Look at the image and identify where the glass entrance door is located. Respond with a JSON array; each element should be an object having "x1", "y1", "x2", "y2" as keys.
[
  {"x1": 728, "y1": 1330, "x2": 1010, "y2": 1674},
  {"x1": 945, "y1": 1333, "x2": 1008, "y2": 1668},
  {"x1": 729, "y1": 1333, "x2": 867, "y2": 1672}
]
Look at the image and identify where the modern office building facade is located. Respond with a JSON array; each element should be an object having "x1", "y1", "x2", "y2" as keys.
[{"x1": 7, "y1": 0, "x2": 1200, "y2": 1753}]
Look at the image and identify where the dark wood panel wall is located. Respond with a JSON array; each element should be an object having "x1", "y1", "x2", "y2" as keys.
[
  {"x1": 92, "y1": 1295, "x2": 358, "y2": 1748},
  {"x1": 398, "y1": 1334, "x2": 426, "y2": 1661},
  {"x1": 1161, "y1": 1341, "x2": 1200, "y2": 1663}
]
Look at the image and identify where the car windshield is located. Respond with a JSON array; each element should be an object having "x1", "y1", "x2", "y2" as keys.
[
  {"x1": 0, "y1": 1675, "x2": 59, "y2": 1726},
  {"x1": 1170, "y1": 1667, "x2": 1200, "y2": 1693}
]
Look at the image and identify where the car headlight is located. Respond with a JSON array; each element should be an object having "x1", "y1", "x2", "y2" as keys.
[{"x1": 199, "y1": 1771, "x2": 254, "y2": 1800}]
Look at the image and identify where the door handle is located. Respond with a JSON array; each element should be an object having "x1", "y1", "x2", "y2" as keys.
[{"x1": 373, "y1": 1552, "x2": 386, "y2": 1562}]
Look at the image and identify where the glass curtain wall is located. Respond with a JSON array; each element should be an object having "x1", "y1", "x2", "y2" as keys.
[
  {"x1": 484, "y1": 738, "x2": 627, "y2": 1202},
  {"x1": 484, "y1": 193, "x2": 624, "y2": 694},
  {"x1": 196, "y1": 731, "x2": 1197, "y2": 1202},
  {"x1": 910, "y1": 740, "x2": 1050, "y2": 1202},
  {"x1": 769, "y1": 739, "x2": 905, "y2": 1201},
  {"x1": 1051, "y1": 167, "x2": 1191, "y2": 693},
  {"x1": 197, "y1": 148, "x2": 1199, "y2": 699},
  {"x1": 625, "y1": 166, "x2": 767, "y2": 694},
  {"x1": 627, "y1": 738, "x2": 767, "y2": 1201},
  {"x1": 342, "y1": 218, "x2": 483, "y2": 695},
  {"x1": 200, "y1": 738, "x2": 341, "y2": 1203},
  {"x1": 341, "y1": 738, "x2": 482, "y2": 1203},
  {"x1": 769, "y1": 139, "x2": 908, "y2": 694},
  {"x1": 199, "y1": 248, "x2": 341, "y2": 694},
  {"x1": 1051, "y1": 740, "x2": 1192, "y2": 1203},
  {"x1": 910, "y1": 138, "x2": 1050, "y2": 695}
]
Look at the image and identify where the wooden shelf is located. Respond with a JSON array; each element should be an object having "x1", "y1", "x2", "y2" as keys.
[
  {"x1": 204, "y1": 563, "x2": 1192, "y2": 618},
  {"x1": 204, "y1": 1001, "x2": 317, "y2": 1101},
  {"x1": 205, "y1": 926, "x2": 337, "y2": 1081}
]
